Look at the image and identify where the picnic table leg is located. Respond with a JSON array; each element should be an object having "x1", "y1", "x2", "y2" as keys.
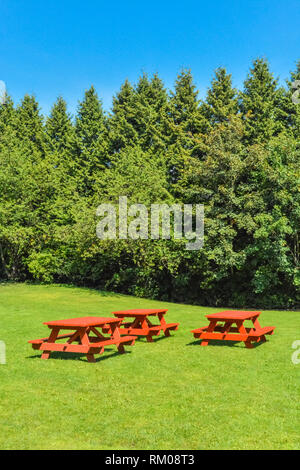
[
  {"x1": 252, "y1": 315, "x2": 262, "y2": 330},
  {"x1": 67, "y1": 329, "x2": 82, "y2": 344},
  {"x1": 118, "y1": 344, "x2": 126, "y2": 353},
  {"x1": 111, "y1": 323, "x2": 126, "y2": 353},
  {"x1": 139, "y1": 317, "x2": 153, "y2": 342},
  {"x1": 78, "y1": 328, "x2": 96, "y2": 362},
  {"x1": 41, "y1": 327, "x2": 60, "y2": 360},
  {"x1": 236, "y1": 321, "x2": 254, "y2": 348},
  {"x1": 158, "y1": 313, "x2": 170, "y2": 337},
  {"x1": 221, "y1": 322, "x2": 232, "y2": 334},
  {"x1": 41, "y1": 352, "x2": 51, "y2": 360},
  {"x1": 73, "y1": 327, "x2": 102, "y2": 362},
  {"x1": 145, "y1": 316, "x2": 163, "y2": 339},
  {"x1": 251, "y1": 315, "x2": 266, "y2": 343},
  {"x1": 87, "y1": 354, "x2": 96, "y2": 363},
  {"x1": 90, "y1": 326, "x2": 106, "y2": 341},
  {"x1": 201, "y1": 320, "x2": 217, "y2": 346}
]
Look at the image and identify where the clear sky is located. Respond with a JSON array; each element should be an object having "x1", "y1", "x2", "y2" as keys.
[{"x1": 0, "y1": 0, "x2": 299, "y2": 116}]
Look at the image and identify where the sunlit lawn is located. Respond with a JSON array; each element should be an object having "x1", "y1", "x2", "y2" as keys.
[{"x1": 0, "y1": 283, "x2": 299, "y2": 450}]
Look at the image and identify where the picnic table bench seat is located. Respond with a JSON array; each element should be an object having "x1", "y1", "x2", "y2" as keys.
[
  {"x1": 103, "y1": 322, "x2": 178, "y2": 335},
  {"x1": 160, "y1": 322, "x2": 179, "y2": 331},
  {"x1": 29, "y1": 333, "x2": 74, "y2": 349},
  {"x1": 87, "y1": 335, "x2": 136, "y2": 347},
  {"x1": 30, "y1": 334, "x2": 136, "y2": 353},
  {"x1": 192, "y1": 325, "x2": 275, "y2": 338},
  {"x1": 247, "y1": 326, "x2": 275, "y2": 338}
]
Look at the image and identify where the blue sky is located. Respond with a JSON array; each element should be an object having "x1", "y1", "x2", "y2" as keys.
[{"x1": 0, "y1": 0, "x2": 299, "y2": 116}]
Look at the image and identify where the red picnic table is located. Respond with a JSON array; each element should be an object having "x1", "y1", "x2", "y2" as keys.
[
  {"x1": 108, "y1": 308, "x2": 179, "y2": 342},
  {"x1": 28, "y1": 317, "x2": 137, "y2": 362},
  {"x1": 191, "y1": 310, "x2": 275, "y2": 348}
]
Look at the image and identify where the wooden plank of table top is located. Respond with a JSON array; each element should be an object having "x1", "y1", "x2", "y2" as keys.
[
  {"x1": 112, "y1": 309, "x2": 168, "y2": 317},
  {"x1": 205, "y1": 310, "x2": 261, "y2": 321},
  {"x1": 43, "y1": 317, "x2": 121, "y2": 328}
]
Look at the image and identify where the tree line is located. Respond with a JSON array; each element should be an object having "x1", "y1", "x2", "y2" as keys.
[{"x1": 0, "y1": 58, "x2": 299, "y2": 308}]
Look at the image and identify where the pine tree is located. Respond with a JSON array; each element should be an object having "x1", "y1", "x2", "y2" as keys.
[
  {"x1": 134, "y1": 73, "x2": 168, "y2": 151},
  {"x1": 137, "y1": 73, "x2": 168, "y2": 111},
  {"x1": 111, "y1": 79, "x2": 136, "y2": 116},
  {"x1": 169, "y1": 70, "x2": 200, "y2": 127},
  {"x1": 239, "y1": 58, "x2": 279, "y2": 143},
  {"x1": 108, "y1": 72, "x2": 169, "y2": 191},
  {"x1": 109, "y1": 79, "x2": 138, "y2": 154},
  {"x1": 0, "y1": 95, "x2": 19, "y2": 171},
  {"x1": 45, "y1": 97, "x2": 75, "y2": 154},
  {"x1": 109, "y1": 74, "x2": 168, "y2": 154},
  {"x1": 165, "y1": 69, "x2": 208, "y2": 194},
  {"x1": 276, "y1": 60, "x2": 300, "y2": 138},
  {"x1": 15, "y1": 94, "x2": 46, "y2": 157},
  {"x1": 75, "y1": 86, "x2": 108, "y2": 195},
  {"x1": 203, "y1": 67, "x2": 238, "y2": 126},
  {"x1": 0, "y1": 95, "x2": 16, "y2": 134}
]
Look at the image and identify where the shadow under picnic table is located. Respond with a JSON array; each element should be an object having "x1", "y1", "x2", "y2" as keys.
[
  {"x1": 135, "y1": 333, "x2": 174, "y2": 343},
  {"x1": 27, "y1": 348, "x2": 132, "y2": 362},
  {"x1": 187, "y1": 339, "x2": 267, "y2": 348}
]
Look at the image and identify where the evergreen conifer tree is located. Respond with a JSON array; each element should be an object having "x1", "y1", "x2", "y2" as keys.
[
  {"x1": 134, "y1": 73, "x2": 168, "y2": 152},
  {"x1": 276, "y1": 60, "x2": 300, "y2": 138},
  {"x1": 75, "y1": 86, "x2": 108, "y2": 195},
  {"x1": 165, "y1": 69, "x2": 207, "y2": 194},
  {"x1": 203, "y1": 67, "x2": 238, "y2": 126},
  {"x1": 0, "y1": 95, "x2": 16, "y2": 134},
  {"x1": 109, "y1": 79, "x2": 138, "y2": 153},
  {"x1": 16, "y1": 94, "x2": 46, "y2": 157},
  {"x1": 239, "y1": 58, "x2": 279, "y2": 143},
  {"x1": 45, "y1": 97, "x2": 75, "y2": 154}
]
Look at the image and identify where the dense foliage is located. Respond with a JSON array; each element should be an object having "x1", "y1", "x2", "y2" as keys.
[{"x1": 0, "y1": 58, "x2": 299, "y2": 308}]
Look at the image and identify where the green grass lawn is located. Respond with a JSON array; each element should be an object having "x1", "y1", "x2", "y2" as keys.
[{"x1": 0, "y1": 283, "x2": 299, "y2": 450}]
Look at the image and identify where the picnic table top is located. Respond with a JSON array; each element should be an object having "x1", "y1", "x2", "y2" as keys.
[
  {"x1": 112, "y1": 308, "x2": 168, "y2": 317},
  {"x1": 206, "y1": 310, "x2": 261, "y2": 321},
  {"x1": 43, "y1": 317, "x2": 121, "y2": 328}
]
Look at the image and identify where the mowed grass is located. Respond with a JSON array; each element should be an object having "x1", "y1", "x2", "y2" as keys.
[{"x1": 0, "y1": 283, "x2": 299, "y2": 450}]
